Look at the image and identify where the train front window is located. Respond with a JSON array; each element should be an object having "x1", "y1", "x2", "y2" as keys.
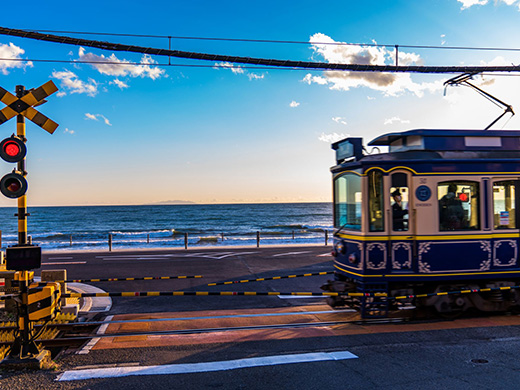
[
  {"x1": 368, "y1": 170, "x2": 384, "y2": 232},
  {"x1": 334, "y1": 173, "x2": 362, "y2": 231},
  {"x1": 438, "y1": 181, "x2": 480, "y2": 231},
  {"x1": 493, "y1": 181, "x2": 516, "y2": 229}
]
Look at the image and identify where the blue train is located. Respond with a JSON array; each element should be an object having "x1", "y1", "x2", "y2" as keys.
[{"x1": 322, "y1": 129, "x2": 520, "y2": 317}]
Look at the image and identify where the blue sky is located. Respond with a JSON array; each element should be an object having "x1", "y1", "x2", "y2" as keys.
[{"x1": 1, "y1": 0, "x2": 520, "y2": 206}]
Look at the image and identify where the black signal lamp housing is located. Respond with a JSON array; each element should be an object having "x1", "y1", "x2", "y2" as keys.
[
  {"x1": 0, "y1": 172, "x2": 28, "y2": 198},
  {"x1": 0, "y1": 136, "x2": 26, "y2": 163}
]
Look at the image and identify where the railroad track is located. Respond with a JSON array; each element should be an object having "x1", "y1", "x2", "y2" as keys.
[
  {"x1": 3, "y1": 307, "x2": 500, "y2": 351},
  {"x1": 0, "y1": 310, "x2": 411, "y2": 350}
]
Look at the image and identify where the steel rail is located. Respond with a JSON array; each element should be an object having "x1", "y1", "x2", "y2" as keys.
[{"x1": 0, "y1": 317, "x2": 408, "y2": 348}]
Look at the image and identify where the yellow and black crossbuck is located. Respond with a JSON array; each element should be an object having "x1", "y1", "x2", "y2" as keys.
[{"x1": 0, "y1": 81, "x2": 58, "y2": 134}]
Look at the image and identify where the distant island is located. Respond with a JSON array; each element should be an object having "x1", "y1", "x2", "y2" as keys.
[{"x1": 153, "y1": 200, "x2": 197, "y2": 205}]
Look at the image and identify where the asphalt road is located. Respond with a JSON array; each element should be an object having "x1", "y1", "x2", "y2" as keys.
[
  {"x1": 2, "y1": 245, "x2": 520, "y2": 389},
  {"x1": 38, "y1": 245, "x2": 334, "y2": 314}
]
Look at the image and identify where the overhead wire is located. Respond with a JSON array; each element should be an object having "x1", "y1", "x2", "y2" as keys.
[
  {"x1": 1, "y1": 27, "x2": 520, "y2": 74},
  {"x1": 20, "y1": 28, "x2": 520, "y2": 53}
]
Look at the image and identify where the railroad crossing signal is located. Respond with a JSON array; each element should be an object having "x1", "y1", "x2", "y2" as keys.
[
  {"x1": 0, "y1": 80, "x2": 59, "y2": 134},
  {"x1": 0, "y1": 81, "x2": 58, "y2": 200},
  {"x1": 0, "y1": 81, "x2": 59, "y2": 366},
  {"x1": 0, "y1": 135, "x2": 28, "y2": 198}
]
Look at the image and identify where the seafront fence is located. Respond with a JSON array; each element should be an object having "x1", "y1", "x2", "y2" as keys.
[{"x1": 12, "y1": 229, "x2": 332, "y2": 251}]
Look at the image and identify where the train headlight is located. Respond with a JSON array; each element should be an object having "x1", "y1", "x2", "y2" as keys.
[{"x1": 335, "y1": 242, "x2": 346, "y2": 255}]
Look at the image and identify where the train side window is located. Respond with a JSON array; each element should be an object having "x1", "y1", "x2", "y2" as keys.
[
  {"x1": 390, "y1": 173, "x2": 408, "y2": 231},
  {"x1": 334, "y1": 173, "x2": 362, "y2": 230},
  {"x1": 368, "y1": 170, "x2": 384, "y2": 232},
  {"x1": 438, "y1": 181, "x2": 480, "y2": 231},
  {"x1": 390, "y1": 187, "x2": 409, "y2": 231},
  {"x1": 493, "y1": 181, "x2": 516, "y2": 229}
]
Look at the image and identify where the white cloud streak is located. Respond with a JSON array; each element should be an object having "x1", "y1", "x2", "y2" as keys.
[
  {"x1": 303, "y1": 33, "x2": 443, "y2": 97},
  {"x1": 109, "y1": 79, "x2": 129, "y2": 89},
  {"x1": 384, "y1": 116, "x2": 411, "y2": 125},
  {"x1": 332, "y1": 117, "x2": 348, "y2": 125},
  {"x1": 52, "y1": 70, "x2": 98, "y2": 97},
  {"x1": 458, "y1": 0, "x2": 520, "y2": 9},
  {"x1": 318, "y1": 132, "x2": 348, "y2": 143},
  {"x1": 78, "y1": 47, "x2": 165, "y2": 80},
  {"x1": 289, "y1": 101, "x2": 300, "y2": 108},
  {"x1": 0, "y1": 43, "x2": 33, "y2": 75},
  {"x1": 214, "y1": 62, "x2": 265, "y2": 80},
  {"x1": 85, "y1": 113, "x2": 112, "y2": 126}
]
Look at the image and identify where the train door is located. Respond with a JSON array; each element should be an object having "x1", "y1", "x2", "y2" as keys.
[
  {"x1": 491, "y1": 179, "x2": 520, "y2": 268},
  {"x1": 389, "y1": 171, "x2": 413, "y2": 271}
]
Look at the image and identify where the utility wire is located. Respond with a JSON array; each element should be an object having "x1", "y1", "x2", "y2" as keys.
[
  {"x1": 3, "y1": 58, "x2": 520, "y2": 77},
  {"x1": 21, "y1": 28, "x2": 520, "y2": 53},
  {"x1": 1, "y1": 27, "x2": 520, "y2": 74}
]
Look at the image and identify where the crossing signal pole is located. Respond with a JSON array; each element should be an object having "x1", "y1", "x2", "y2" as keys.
[{"x1": 0, "y1": 81, "x2": 59, "y2": 369}]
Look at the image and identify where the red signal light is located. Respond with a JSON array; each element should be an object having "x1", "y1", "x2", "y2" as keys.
[
  {"x1": 4, "y1": 141, "x2": 20, "y2": 157},
  {"x1": 0, "y1": 136, "x2": 26, "y2": 163},
  {"x1": 458, "y1": 193, "x2": 469, "y2": 202}
]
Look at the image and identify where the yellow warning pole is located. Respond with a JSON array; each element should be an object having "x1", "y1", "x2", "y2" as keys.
[
  {"x1": 10, "y1": 85, "x2": 37, "y2": 358},
  {"x1": 16, "y1": 85, "x2": 27, "y2": 246}
]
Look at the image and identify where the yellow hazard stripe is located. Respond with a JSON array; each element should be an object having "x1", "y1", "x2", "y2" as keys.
[
  {"x1": 21, "y1": 80, "x2": 58, "y2": 106},
  {"x1": 0, "y1": 106, "x2": 18, "y2": 124},
  {"x1": 0, "y1": 86, "x2": 17, "y2": 106},
  {"x1": 23, "y1": 106, "x2": 58, "y2": 134}
]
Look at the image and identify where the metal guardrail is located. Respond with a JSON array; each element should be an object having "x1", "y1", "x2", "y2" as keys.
[{"x1": 0, "y1": 229, "x2": 332, "y2": 252}]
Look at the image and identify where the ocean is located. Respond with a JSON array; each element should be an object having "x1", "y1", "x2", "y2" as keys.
[{"x1": 0, "y1": 203, "x2": 333, "y2": 251}]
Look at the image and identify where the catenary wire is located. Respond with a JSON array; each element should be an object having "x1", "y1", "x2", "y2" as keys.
[
  {"x1": 1, "y1": 27, "x2": 520, "y2": 74},
  {"x1": 20, "y1": 28, "x2": 520, "y2": 53}
]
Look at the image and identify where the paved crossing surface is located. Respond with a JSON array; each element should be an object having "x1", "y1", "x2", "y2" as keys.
[{"x1": 2, "y1": 246, "x2": 520, "y2": 389}]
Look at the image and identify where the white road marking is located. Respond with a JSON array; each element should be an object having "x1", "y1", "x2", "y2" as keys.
[
  {"x1": 272, "y1": 251, "x2": 312, "y2": 257},
  {"x1": 58, "y1": 351, "x2": 358, "y2": 381},
  {"x1": 318, "y1": 253, "x2": 332, "y2": 257},
  {"x1": 47, "y1": 257, "x2": 74, "y2": 260},
  {"x1": 42, "y1": 261, "x2": 87, "y2": 265},
  {"x1": 99, "y1": 252, "x2": 258, "y2": 261},
  {"x1": 77, "y1": 315, "x2": 113, "y2": 355}
]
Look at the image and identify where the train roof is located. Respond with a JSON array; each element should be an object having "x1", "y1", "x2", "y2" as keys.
[
  {"x1": 368, "y1": 129, "x2": 520, "y2": 151},
  {"x1": 332, "y1": 129, "x2": 520, "y2": 165}
]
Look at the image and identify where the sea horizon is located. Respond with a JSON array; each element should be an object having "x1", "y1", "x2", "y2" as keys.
[
  {"x1": 0, "y1": 202, "x2": 333, "y2": 251},
  {"x1": 0, "y1": 200, "x2": 332, "y2": 208}
]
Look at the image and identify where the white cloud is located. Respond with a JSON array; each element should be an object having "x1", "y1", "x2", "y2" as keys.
[
  {"x1": 52, "y1": 70, "x2": 98, "y2": 97},
  {"x1": 64, "y1": 128, "x2": 75, "y2": 135},
  {"x1": 318, "y1": 132, "x2": 349, "y2": 143},
  {"x1": 332, "y1": 116, "x2": 347, "y2": 125},
  {"x1": 303, "y1": 33, "x2": 443, "y2": 97},
  {"x1": 384, "y1": 116, "x2": 411, "y2": 125},
  {"x1": 214, "y1": 62, "x2": 265, "y2": 81},
  {"x1": 247, "y1": 73, "x2": 264, "y2": 80},
  {"x1": 109, "y1": 79, "x2": 129, "y2": 89},
  {"x1": 458, "y1": 0, "x2": 488, "y2": 9},
  {"x1": 85, "y1": 113, "x2": 112, "y2": 126},
  {"x1": 458, "y1": 0, "x2": 520, "y2": 9},
  {"x1": 0, "y1": 42, "x2": 33, "y2": 75},
  {"x1": 289, "y1": 101, "x2": 300, "y2": 108},
  {"x1": 78, "y1": 47, "x2": 165, "y2": 80}
]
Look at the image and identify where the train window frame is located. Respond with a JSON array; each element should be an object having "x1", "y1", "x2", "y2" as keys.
[
  {"x1": 333, "y1": 172, "x2": 362, "y2": 231},
  {"x1": 390, "y1": 172, "x2": 409, "y2": 232},
  {"x1": 368, "y1": 170, "x2": 385, "y2": 232},
  {"x1": 492, "y1": 180, "x2": 517, "y2": 230},
  {"x1": 438, "y1": 180, "x2": 480, "y2": 231}
]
